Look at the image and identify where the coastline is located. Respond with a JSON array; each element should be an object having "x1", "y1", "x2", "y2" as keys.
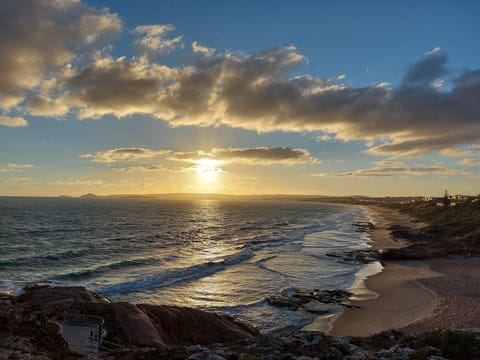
[
  {"x1": 302, "y1": 205, "x2": 414, "y2": 334},
  {"x1": 328, "y1": 205, "x2": 480, "y2": 337}
]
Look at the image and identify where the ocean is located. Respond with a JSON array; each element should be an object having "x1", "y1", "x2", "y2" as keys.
[{"x1": 0, "y1": 197, "x2": 376, "y2": 333}]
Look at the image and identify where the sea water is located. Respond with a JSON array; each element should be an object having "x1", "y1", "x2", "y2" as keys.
[{"x1": 0, "y1": 197, "x2": 374, "y2": 332}]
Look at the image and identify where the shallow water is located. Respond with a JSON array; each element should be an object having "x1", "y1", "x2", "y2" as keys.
[{"x1": 0, "y1": 197, "x2": 374, "y2": 332}]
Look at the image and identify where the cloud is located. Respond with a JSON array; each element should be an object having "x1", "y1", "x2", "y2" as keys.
[
  {"x1": 53, "y1": 179, "x2": 104, "y2": 186},
  {"x1": 54, "y1": 45, "x2": 310, "y2": 122},
  {"x1": 0, "y1": 93, "x2": 26, "y2": 110},
  {"x1": 81, "y1": 147, "x2": 170, "y2": 163},
  {"x1": 431, "y1": 79, "x2": 444, "y2": 89},
  {"x1": 65, "y1": 56, "x2": 180, "y2": 119},
  {"x1": 425, "y1": 47, "x2": 442, "y2": 56},
  {"x1": 134, "y1": 24, "x2": 183, "y2": 54},
  {"x1": 459, "y1": 158, "x2": 480, "y2": 166},
  {"x1": 26, "y1": 95, "x2": 69, "y2": 116},
  {"x1": 192, "y1": 41, "x2": 215, "y2": 57},
  {"x1": 170, "y1": 147, "x2": 317, "y2": 165},
  {"x1": 82, "y1": 146, "x2": 316, "y2": 166},
  {"x1": 374, "y1": 82, "x2": 391, "y2": 89},
  {"x1": 441, "y1": 145, "x2": 480, "y2": 159},
  {"x1": 1, "y1": 2, "x2": 479, "y2": 159},
  {"x1": 313, "y1": 163, "x2": 465, "y2": 177},
  {"x1": 315, "y1": 134, "x2": 335, "y2": 141},
  {"x1": 336, "y1": 74, "x2": 346, "y2": 80},
  {"x1": 0, "y1": 163, "x2": 35, "y2": 173},
  {"x1": 401, "y1": 48, "x2": 447, "y2": 88},
  {"x1": 113, "y1": 165, "x2": 186, "y2": 173},
  {"x1": 0, "y1": 116, "x2": 28, "y2": 127},
  {"x1": 52, "y1": 46, "x2": 480, "y2": 158},
  {"x1": 373, "y1": 160, "x2": 405, "y2": 167},
  {"x1": 0, "y1": 0, "x2": 121, "y2": 111}
]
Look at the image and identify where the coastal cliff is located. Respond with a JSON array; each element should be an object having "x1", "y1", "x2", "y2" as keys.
[
  {"x1": 1, "y1": 285, "x2": 480, "y2": 359},
  {"x1": 1, "y1": 285, "x2": 258, "y2": 357}
]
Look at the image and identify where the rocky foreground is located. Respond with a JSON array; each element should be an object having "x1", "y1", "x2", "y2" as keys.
[{"x1": 1, "y1": 285, "x2": 480, "y2": 359}]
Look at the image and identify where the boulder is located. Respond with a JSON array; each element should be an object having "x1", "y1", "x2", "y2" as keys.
[
  {"x1": 138, "y1": 303, "x2": 259, "y2": 346},
  {"x1": 112, "y1": 302, "x2": 167, "y2": 349}
]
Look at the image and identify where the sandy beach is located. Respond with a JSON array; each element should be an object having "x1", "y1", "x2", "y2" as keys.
[{"x1": 329, "y1": 206, "x2": 480, "y2": 337}]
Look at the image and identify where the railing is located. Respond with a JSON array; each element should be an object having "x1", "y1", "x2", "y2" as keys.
[
  {"x1": 61, "y1": 311, "x2": 106, "y2": 355},
  {"x1": 99, "y1": 339, "x2": 129, "y2": 353},
  {"x1": 63, "y1": 311, "x2": 104, "y2": 327}
]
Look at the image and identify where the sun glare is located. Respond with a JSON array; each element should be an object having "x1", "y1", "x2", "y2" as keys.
[{"x1": 192, "y1": 159, "x2": 224, "y2": 182}]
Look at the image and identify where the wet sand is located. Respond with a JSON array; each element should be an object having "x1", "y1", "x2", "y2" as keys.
[{"x1": 329, "y1": 206, "x2": 480, "y2": 337}]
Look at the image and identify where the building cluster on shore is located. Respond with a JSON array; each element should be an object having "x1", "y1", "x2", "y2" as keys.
[
  {"x1": 424, "y1": 189, "x2": 480, "y2": 207},
  {"x1": 317, "y1": 192, "x2": 480, "y2": 206}
]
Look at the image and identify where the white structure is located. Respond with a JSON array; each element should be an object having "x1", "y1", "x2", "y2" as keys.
[{"x1": 59, "y1": 312, "x2": 106, "y2": 355}]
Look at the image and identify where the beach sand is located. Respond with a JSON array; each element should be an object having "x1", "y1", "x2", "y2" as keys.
[{"x1": 328, "y1": 206, "x2": 480, "y2": 337}]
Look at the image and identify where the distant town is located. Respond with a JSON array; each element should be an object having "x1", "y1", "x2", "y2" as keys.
[{"x1": 49, "y1": 191, "x2": 480, "y2": 207}]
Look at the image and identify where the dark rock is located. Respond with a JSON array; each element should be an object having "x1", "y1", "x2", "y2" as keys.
[
  {"x1": 267, "y1": 288, "x2": 354, "y2": 318},
  {"x1": 326, "y1": 249, "x2": 379, "y2": 264},
  {"x1": 266, "y1": 295, "x2": 302, "y2": 309},
  {"x1": 137, "y1": 303, "x2": 259, "y2": 346},
  {"x1": 2, "y1": 285, "x2": 258, "y2": 356}
]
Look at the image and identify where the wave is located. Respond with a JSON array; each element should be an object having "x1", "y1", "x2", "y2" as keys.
[
  {"x1": 0, "y1": 249, "x2": 89, "y2": 268},
  {"x1": 254, "y1": 255, "x2": 286, "y2": 276},
  {"x1": 51, "y1": 255, "x2": 177, "y2": 281},
  {"x1": 99, "y1": 249, "x2": 254, "y2": 297}
]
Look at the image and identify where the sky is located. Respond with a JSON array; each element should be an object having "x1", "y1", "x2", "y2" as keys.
[{"x1": 1, "y1": 0, "x2": 480, "y2": 197}]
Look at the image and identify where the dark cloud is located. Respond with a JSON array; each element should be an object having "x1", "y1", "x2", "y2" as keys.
[
  {"x1": 66, "y1": 56, "x2": 178, "y2": 119},
  {"x1": 313, "y1": 164, "x2": 465, "y2": 177},
  {"x1": 81, "y1": 147, "x2": 170, "y2": 163},
  {"x1": 113, "y1": 165, "x2": 187, "y2": 173},
  {"x1": 82, "y1": 146, "x2": 315, "y2": 165},
  {"x1": 170, "y1": 147, "x2": 316, "y2": 164},
  {"x1": 0, "y1": 0, "x2": 121, "y2": 111},
  {"x1": 26, "y1": 95, "x2": 68, "y2": 116},
  {"x1": 55, "y1": 46, "x2": 480, "y2": 157},
  {"x1": 401, "y1": 49, "x2": 448, "y2": 88}
]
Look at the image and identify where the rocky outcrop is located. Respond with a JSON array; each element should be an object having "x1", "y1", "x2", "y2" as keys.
[
  {"x1": 326, "y1": 249, "x2": 380, "y2": 263},
  {"x1": 138, "y1": 304, "x2": 258, "y2": 346},
  {"x1": 1, "y1": 285, "x2": 480, "y2": 359},
  {"x1": 95, "y1": 328, "x2": 480, "y2": 359},
  {"x1": 109, "y1": 302, "x2": 260, "y2": 349},
  {"x1": 111, "y1": 302, "x2": 168, "y2": 349},
  {"x1": 1, "y1": 285, "x2": 258, "y2": 356},
  {"x1": 16, "y1": 285, "x2": 109, "y2": 308},
  {"x1": 267, "y1": 289, "x2": 357, "y2": 315}
]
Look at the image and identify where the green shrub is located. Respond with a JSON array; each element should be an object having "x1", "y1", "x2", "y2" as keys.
[
  {"x1": 322, "y1": 346, "x2": 344, "y2": 360},
  {"x1": 240, "y1": 354, "x2": 263, "y2": 360},
  {"x1": 440, "y1": 329, "x2": 478, "y2": 359}
]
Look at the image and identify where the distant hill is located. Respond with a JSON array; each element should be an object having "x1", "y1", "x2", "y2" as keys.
[{"x1": 79, "y1": 193, "x2": 99, "y2": 198}]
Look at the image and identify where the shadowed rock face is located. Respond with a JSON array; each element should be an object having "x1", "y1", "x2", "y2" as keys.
[
  {"x1": 15, "y1": 285, "x2": 109, "y2": 309},
  {"x1": 2, "y1": 286, "x2": 480, "y2": 359},
  {"x1": 6, "y1": 285, "x2": 259, "y2": 351},
  {"x1": 111, "y1": 302, "x2": 259, "y2": 348}
]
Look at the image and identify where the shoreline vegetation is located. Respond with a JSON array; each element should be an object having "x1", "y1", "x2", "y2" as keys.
[{"x1": 1, "y1": 201, "x2": 480, "y2": 358}]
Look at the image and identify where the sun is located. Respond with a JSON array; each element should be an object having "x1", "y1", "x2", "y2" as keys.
[{"x1": 192, "y1": 159, "x2": 224, "y2": 182}]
